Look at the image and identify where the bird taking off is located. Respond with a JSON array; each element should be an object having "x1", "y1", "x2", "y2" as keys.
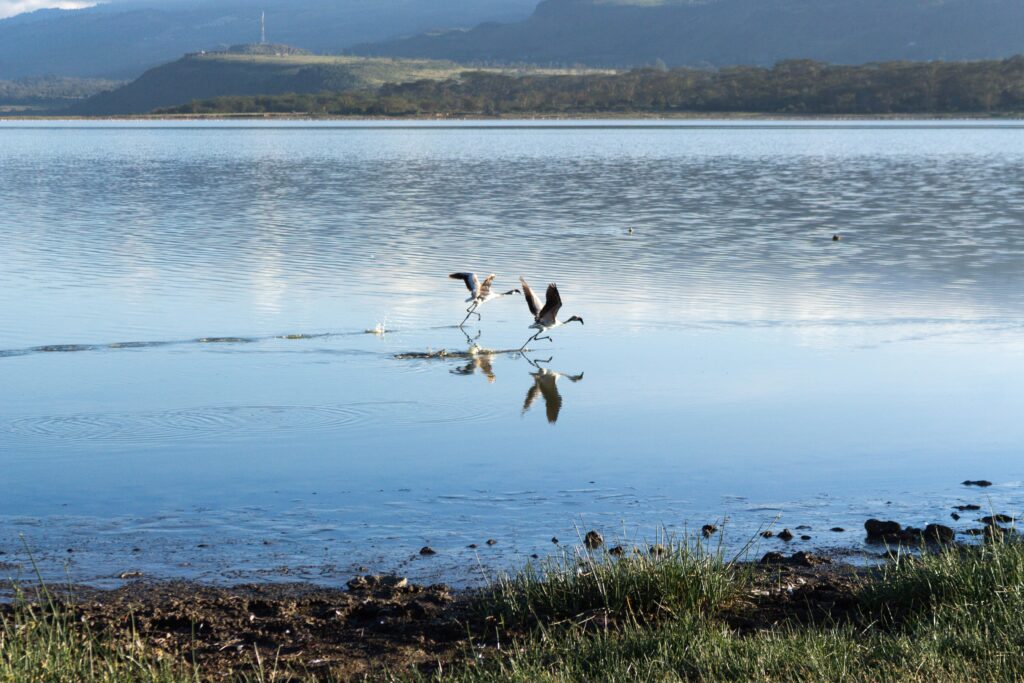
[
  {"x1": 518, "y1": 277, "x2": 584, "y2": 351},
  {"x1": 449, "y1": 272, "x2": 520, "y2": 327}
]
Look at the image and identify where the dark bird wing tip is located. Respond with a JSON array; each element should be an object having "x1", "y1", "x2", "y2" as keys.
[{"x1": 449, "y1": 272, "x2": 478, "y2": 293}]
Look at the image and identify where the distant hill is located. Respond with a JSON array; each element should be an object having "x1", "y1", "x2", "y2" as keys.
[
  {"x1": 221, "y1": 43, "x2": 312, "y2": 57},
  {"x1": 155, "y1": 57, "x2": 1024, "y2": 117},
  {"x1": 66, "y1": 50, "x2": 470, "y2": 116},
  {"x1": 0, "y1": 75, "x2": 122, "y2": 113},
  {"x1": 354, "y1": 0, "x2": 1024, "y2": 67},
  {"x1": 0, "y1": 0, "x2": 537, "y2": 80}
]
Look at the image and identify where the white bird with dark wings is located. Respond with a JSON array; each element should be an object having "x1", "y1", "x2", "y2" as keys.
[
  {"x1": 448, "y1": 272, "x2": 520, "y2": 326},
  {"x1": 518, "y1": 277, "x2": 584, "y2": 350}
]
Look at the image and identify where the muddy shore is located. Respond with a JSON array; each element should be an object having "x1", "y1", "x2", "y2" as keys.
[{"x1": 1, "y1": 555, "x2": 861, "y2": 681}]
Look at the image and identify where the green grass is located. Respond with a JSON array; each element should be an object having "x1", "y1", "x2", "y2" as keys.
[
  {"x1": 433, "y1": 534, "x2": 1024, "y2": 682},
  {"x1": 3, "y1": 535, "x2": 1024, "y2": 681},
  {"x1": 862, "y1": 536, "x2": 1024, "y2": 624},
  {"x1": 0, "y1": 589, "x2": 190, "y2": 682},
  {"x1": 479, "y1": 534, "x2": 742, "y2": 629}
]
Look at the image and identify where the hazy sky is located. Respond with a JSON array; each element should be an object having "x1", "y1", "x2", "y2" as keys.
[{"x1": 0, "y1": 1, "x2": 96, "y2": 19}]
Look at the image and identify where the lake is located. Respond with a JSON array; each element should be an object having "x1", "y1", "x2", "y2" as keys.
[{"x1": 1, "y1": 120, "x2": 1022, "y2": 587}]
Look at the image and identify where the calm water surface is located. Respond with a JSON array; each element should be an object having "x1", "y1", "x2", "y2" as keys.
[{"x1": 1, "y1": 120, "x2": 1023, "y2": 586}]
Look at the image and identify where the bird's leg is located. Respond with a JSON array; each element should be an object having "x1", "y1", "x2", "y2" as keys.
[
  {"x1": 522, "y1": 352, "x2": 552, "y2": 369},
  {"x1": 459, "y1": 302, "x2": 479, "y2": 328},
  {"x1": 519, "y1": 331, "x2": 541, "y2": 352}
]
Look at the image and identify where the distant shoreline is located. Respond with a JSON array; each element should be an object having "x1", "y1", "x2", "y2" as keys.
[{"x1": 3, "y1": 111, "x2": 1024, "y2": 122}]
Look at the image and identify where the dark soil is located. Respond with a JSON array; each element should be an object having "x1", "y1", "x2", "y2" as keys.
[
  {"x1": 1, "y1": 559, "x2": 867, "y2": 681},
  {"x1": 2, "y1": 578, "x2": 466, "y2": 681},
  {"x1": 724, "y1": 558, "x2": 864, "y2": 633}
]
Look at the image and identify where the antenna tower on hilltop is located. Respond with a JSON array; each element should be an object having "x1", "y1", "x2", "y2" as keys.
[{"x1": 260, "y1": 11, "x2": 266, "y2": 44}]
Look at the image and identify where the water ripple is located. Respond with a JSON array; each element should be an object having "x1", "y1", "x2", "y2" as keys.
[{"x1": 4, "y1": 399, "x2": 502, "y2": 445}]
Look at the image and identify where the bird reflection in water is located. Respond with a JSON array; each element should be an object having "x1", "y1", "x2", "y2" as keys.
[
  {"x1": 449, "y1": 328, "x2": 496, "y2": 383},
  {"x1": 521, "y1": 355, "x2": 584, "y2": 424},
  {"x1": 451, "y1": 351, "x2": 497, "y2": 383}
]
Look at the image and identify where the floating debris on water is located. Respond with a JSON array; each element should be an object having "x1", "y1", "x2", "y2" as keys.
[
  {"x1": 196, "y1": 337, "x2": 253, "y2": 344},
  {"x1": 107, "y1": 341, "x2": 171, "y2": 349},
  {"x1": 278, "y1": 333, "x2": 330, "y2": 340},
  {"x1": 35, "y1": 344, "x2": 96, "y2": 353},
  {"x1": 395, "y1": 348, "x2": 521, "y2": 360}
]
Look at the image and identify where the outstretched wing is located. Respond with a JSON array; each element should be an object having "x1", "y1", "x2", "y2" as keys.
[
  {"x1": 537, "y1": 283, "x2": 562, "y2": 325},
  {"x1": 520, "y1": 277, "x2": 542, "y2": 318},
  {"x1": 478, "y1": 274, "x2": 496, "y2": 298},
  {"x1": 449, "y1": 272, "x2": 479, "y2": 296}
]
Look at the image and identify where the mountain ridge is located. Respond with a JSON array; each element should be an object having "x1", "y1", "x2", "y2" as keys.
[
  {"x1": 65, "y1": 50, "x2": 467, "y2": 116},
  {"x1": 0, "y1": 0, "x2": 537, "y2": 79},
  {"x1": 353, "y1": 0, "x2": 1024, "y2": 67}
]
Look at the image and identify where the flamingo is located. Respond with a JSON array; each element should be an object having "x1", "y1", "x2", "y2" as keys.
[
  {"x1": 449, "y1": 272, "x2": 519, "y2": 327},
  {"x1": 518, "y1": 277, "x2": 584, "y2": 351}
]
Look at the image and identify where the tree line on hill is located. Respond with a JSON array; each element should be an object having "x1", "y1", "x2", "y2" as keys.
[
  {"x1": 0, "y1": 75, "x2": 121, "y2": 108},
  {"x1": 156, "y1": 58, "x2": 1024, "y2": 117}
]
